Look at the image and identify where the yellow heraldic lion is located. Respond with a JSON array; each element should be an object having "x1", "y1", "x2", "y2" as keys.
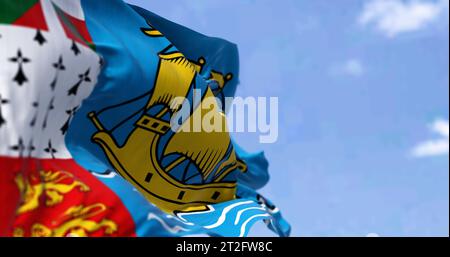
[
  {"x1": 15, "y1": 170, "x2": 90, "y2": 215},
  {"x1": 14, "y1": 203, "x2": 118, "y2": 237}
]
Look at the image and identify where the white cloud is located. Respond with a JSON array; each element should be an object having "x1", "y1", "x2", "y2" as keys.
[
  {"x1": 331, "y1": 59, "x2": 365, "y2": 77},
  {"x1": 358, "y1": 0, "x2": 449, "y2": 37},
  {"x1": 411, "y1": 119, "x2": 449, "y2": 158},
  {"x1": 366, "y1": 232, "x2": 380, "y2": 237},
  {"x1": 343, "y1": 59, "x2": 365, "y2": 77}
]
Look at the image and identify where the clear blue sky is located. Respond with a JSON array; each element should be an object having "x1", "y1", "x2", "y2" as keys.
[{"x1": 127, "y1": 0, "x2": 449, "y2": 236}]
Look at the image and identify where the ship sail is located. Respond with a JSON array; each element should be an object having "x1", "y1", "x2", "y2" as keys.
[
  {"x1": 164, "y1": 89, "x2": 234, "y2": 180},
  {"x1": 145, "y1": 50, "x2": 196, "y2": 111}
]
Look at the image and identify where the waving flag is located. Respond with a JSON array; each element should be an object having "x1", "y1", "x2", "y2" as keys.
[{"x1": 0, "y1": 0, "x2": 290, "y2": 237}]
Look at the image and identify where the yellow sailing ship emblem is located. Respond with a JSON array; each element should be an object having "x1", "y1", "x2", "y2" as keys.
[{"x1": 87, "y1": 24, "x2": 246, "y2": 214}]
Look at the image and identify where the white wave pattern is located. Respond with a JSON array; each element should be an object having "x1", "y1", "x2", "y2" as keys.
[
  {"x1": 239, "y1": 214, "x2": 271, "y2": 237},
  {"x1": 147, "y1": 213, "x2": 190, "y2": 234},
  {"x1": 203, "y1": 200, "x2": 254, "y2": 229},
  {"x1": 234, "y1": 206, "x2": 266, "y2": 225},
  {"x1": 91, "y1": 171, "x2": 116, "y2": 178},
  {"x1": 174, "y1": 199, "x2": 274, "y2": 237}
]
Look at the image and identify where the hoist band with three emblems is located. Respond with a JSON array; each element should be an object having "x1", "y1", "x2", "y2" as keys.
[{"x1": 0, "y1": 0, "x2": 290, "y2": 237}]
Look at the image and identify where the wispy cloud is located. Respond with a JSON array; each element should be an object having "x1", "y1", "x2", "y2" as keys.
[
  {"x1": 411, "y1": 119, "x2": 449, "y2": 158},
  {"x1": 331, "y1": 59, "x2": 365, "y2": 77},
  {"x1": 358, "y1": 0, "x2": 449, "y2": 37},
  {"x1": 343, "y1": 59, "x2": 365, "y2": 77}
]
